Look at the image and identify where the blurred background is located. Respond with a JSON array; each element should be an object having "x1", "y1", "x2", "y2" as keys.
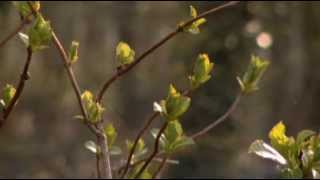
[{"x1": 0, "y1": 1, "x2": 319, "y2": 178}]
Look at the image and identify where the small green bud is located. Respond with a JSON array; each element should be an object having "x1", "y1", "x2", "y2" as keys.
[
  {"x1": 237, "y1": 55, "x2": 270, "y2": 94},
  {"x1": 161, "y1": 84, "x2": 191, "y2": 121},
  {"x1": 28, "y1": 15, "x2": 52, "y2": 51},
  {"x1": 116, "y1": 41, "x2": 135, "y2": 66},
  {"x1": 68, "y1": 41, "x2": 79, "y2": 64},
  {"x1": 182, "y1": 5, "x2": 206, "y2": 34},
  {"x1": 81, "y1": 90, "x2": 104, "y2": 124},
  {"x1": 189, "y1": 53, "x2": 214, "y2": 89},
  {"x1": 1, "y1": 84, "x2": 16, "y2": 108},
  {"x1": 104, "y1": 123, "x2": 117, "y2": 148}
]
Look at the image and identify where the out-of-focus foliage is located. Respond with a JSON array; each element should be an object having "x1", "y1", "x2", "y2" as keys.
[{"x1": 1, "y1": 1, "x2": 320, "y2": 178}]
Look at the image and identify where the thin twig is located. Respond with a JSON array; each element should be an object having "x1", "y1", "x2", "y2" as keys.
[
  {"x1": 134, "y1": 122, "x2": 168, "y2": 178},
  {"x1": 152, "y1": 156, "x2": 168, "y2": 179},
  {"x1": 191, "y1": 92, "x2": 242, "y2": 139},
  {"x1": 0, "y1": 13, "x2": 33, "y2": 48},
  {"x1": 120, "y1": 112, "x2": 159, "y2": 177},
  {"x1": 26, "y1": 2, "x2": 109, "y2": 178},
  {"x1": 96, "y1": 1, "x2": 239, "y2": 103},
  {"x1": 0, "y1": 47, "x2": 33, "y2": 128}
]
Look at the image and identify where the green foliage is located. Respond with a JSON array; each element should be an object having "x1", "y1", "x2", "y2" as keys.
[
  {"x1": 154, "y1": 84, "x2": 191, "y2": 122},
  {"x1": 28, "y1": 15, "x2": 53, "y2": 51},
  {"x1": 189, "y1": 53, "x2": 214, "y2": 89},
  {"x1": 151, "y1": 121, "x2": 195, "y2": 154},
  {"x1": 80, "y1": 90, "x2": 105, "y2": 124},
  {"x1": 104, "y1": 123, "x2": 117, "y2": 148},
  {"x1": 181, "y1": 5, "x2": 206, "y2": 34},
  {"x1": 116, "y1": 41, "x2": 135, "y2": 66},
  {"x1": 249, "y1": 121, "x2": 320, "y2": 179},
  {"x1": 68, "y1": 40, "x2": 79, "y2": 64},
  {"x1": 0, "y1": 84, "x2": 16, "y2": 109},
  {"x1": 237, "y1": 55, "x2": 270, "y2": 94}
]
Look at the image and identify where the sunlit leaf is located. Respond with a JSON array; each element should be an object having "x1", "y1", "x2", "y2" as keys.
[
  {"x1": 84, "y1": 140, "x2": 99, "y2": 154},
  {"x1": 249, "y1": 140, "x2": 287, "y2": 165}
]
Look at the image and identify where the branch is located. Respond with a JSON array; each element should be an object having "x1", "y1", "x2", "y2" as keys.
[
  {"x1": 0, "y1": 13, "x2": 32, "y2": 48},
  {"x1": 152, "y1": 156, "x2": 168, "y2": 179},
  {"x1": 96, "y1": 1, "x2": 240, "y2": 103},
  {"x1": 120, "y1": 112, "x2": 159, "y2": 177},
  {"x1": 134, "y1": 122, "x2": 168, "y2": 178},
  {"x1": 0, "y1": 47, "x2": 33, "y2": 128},
  {"x1": 190, "y1": 92, "x2": 242, "y2": 139}
]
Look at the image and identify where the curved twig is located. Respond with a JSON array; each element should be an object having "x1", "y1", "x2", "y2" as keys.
[
  {"x1": 96, "y1": 1, "x2": 239, "y2": 104},
  {"x1": 0, "y1": 47, "x2": 33, "y2": 128}
]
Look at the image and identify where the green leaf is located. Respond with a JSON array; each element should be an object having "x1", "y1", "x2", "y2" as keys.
[
  {"x1": 239, "y1": 55, "x2": 270, "y2": 94},
  {"x1": 165, "y1": 120, "x2": 183, "y2": 144},
  {"x1": 104, "y1": 123, "x2": 117, "y2": 148},
  {"x1": 164, "y1": 84, "x2": 191, "y2": 121},
  {"x1": 18, "y1": 32, "x2": 30, "y2": 47},
  {"x1": 182, "y1": 5, "x2": 206, "y2": 35},
  {"x1": 170, "y1": 136, "x2": 195, "y2": 152},
  {"x1": 248, "y1": 140, "x2": 287, "y2": 165},
  {"x1": 84, "y1": 140, "x2": 99, "y2": 154},
  {"x1": 1, "y1": 84, "x2": 16, "y2": 108},
  {"x1": 189, "y1": 54, "x2": 214, "y2": 89},
  {"x1": 116, "y1": 41, "x2": 135, "y2": 66},
  {"x1": 28, "y1": 15, "x2": 53, "y2": 51},
  {"x1": 296, "y1": 130, "x2": 316, "y2": 146},
  {"x1": 68, "y1": 41, "x2": 79, "y2": 64},
  {"x1": 81, "y1": 90, "x2": 104, "y2": 124}
]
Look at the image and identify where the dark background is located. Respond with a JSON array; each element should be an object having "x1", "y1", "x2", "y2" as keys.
[{"x1": 0, "y1": 1, "x2": 319, "y2": 178}]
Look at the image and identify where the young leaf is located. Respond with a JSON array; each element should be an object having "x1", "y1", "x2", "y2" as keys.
[
  {"x1": 189, "y1": 53, "x2": 214, "y2": 89},
  {"x1": 249, "y1": 140, "x2": 287, "y2": 165},
  {"x1": 68, "y1": 41, "x2": 79, "y2": 64},
  {"x1": 301, "y1": 149, "x2": 314, "y2": 170},
  {"x1": 18, "y1": 32, "x2": 30, "y2": 47},
  {"x1": 1, "y1": 84, "x2": 16, "y2": 108},
  {"x1": 28, "y1": 15, "x2": 53, "y2": 51},
  {"x1": 116, "y1": 41, "x2": 135, "y2": 66},
  {"x1": 165, "y1": 120, "x2": 183, "y2": 144},
  {"x1": 81, "y1": 90, "x2": 104, "y2": 124},
  {"x1": 296, "y1": 130, "x2": 316, "y2": 146},
  {"x1": 170, "y1": 136, "x2": 195, "y2": 152},
  {"x1": 164, "y1": 84, "x2": 191, "y2": 121},
  {"x1": 183, "y1": 5, "x2": 207, "y2": 34},
  {"x1": 84, "y1": 140, "x2": 99, "y2": 154},
  {"x1": 238, "y1": 55, "x2": 270, "y2": 94},
  {"x1": 104, "y1": 123, "x2": 117, "y2": 148},
  {"x1": 151, "y1": 128, "x2": 168, "y2": 150}
]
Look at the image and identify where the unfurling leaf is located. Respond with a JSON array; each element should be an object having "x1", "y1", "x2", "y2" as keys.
[
  {"x1": 104, "y1": 123, "x2": 117, "y2": 148},
  {"x1": 68, "y1": 41, "x2": 79, "y2": 64},
  {"x1": 161, "y1": 84, "x2": 191, "y2": 121},
  {"x1": 1, "y1": 84, "x2": 16, "y2": 108},
  {"x1": 182, "y1": 5, "x2": 206, "y2": 34},
  {"x1": 238, "y1": 55, "x2": 270, "y2": 94},
  {"x1": 189, "y1": 53, "x2": 214, "y2": 89},
  {"x1": 81, "y1": 90, "x2": 104, "y2": 124},
  {"x1": 165, "y1": 120, "x2": 183, "y2": 144},
  {"x1": 116, "y1": 41, "x2": 135, "y2": 66},
  {"x1": 296, "y1": 130, "x2": 316, "y2": 146},
  {"x1": 18, "y1": 32, "x2": 29, "y2": 47},
  {"x1": 249, "y1": 140, "x2": 287, "y2": 165},
  {"x1": 28, "y1": 15, "x2": 52, "y2": 51},
  {"x1": 84, "y1": 140, "x2": 99, "y2": 154}
]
